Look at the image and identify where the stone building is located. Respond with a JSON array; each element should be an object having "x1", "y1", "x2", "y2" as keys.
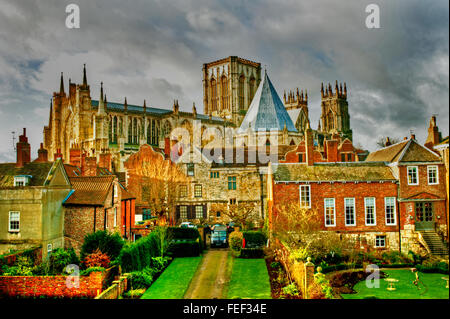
[{"x1": 0, "y1": 129, "x2": 71, "y2": 259}]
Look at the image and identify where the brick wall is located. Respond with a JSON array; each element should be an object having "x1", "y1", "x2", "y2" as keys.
[
  {"x1": 0, "y1": 271, "x2": 103, "y2": 298},
  {"x1": 273, "y1": 181, "x2": 399, "y2": 232}
]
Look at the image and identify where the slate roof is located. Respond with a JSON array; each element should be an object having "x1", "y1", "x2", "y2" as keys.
[
  {"x1": 365, "y1": 138, "x2": 441, "y2": 163},
  {"x1": 63, "y1": 176, "x2": 114, "y2": 206},
  {"x1": 0, "y1": 162, "x2": 53, "y2": 187},
  {"x1": 272, "y1": 162, "x2": 396, "y2": 182},
  {"x1": 238, "y1": 72, "x2": 298, "y2": 134}
]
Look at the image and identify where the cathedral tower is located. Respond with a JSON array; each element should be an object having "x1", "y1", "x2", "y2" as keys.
[
  {"x1": 203, "y1": 56, "x2": 261, "y2": 126},
  {"x1": 319, "y1": 81, "x2": 352, "y2": 141}
]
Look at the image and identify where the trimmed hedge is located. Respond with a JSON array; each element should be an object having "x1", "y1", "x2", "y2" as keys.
[
  {"x1": 119, "y1": 232, "x2": 160, "y2": 272},
  {"x1": 167, "y1": 227, "x2": 201, "y2": 240},
  {"x1": 243, "y1": 231, "x2": 267, "y2": 248},
  {"x1": 168, "y1": 240, "x2": 201, "y2": 257},
  {"x1": 416, "y1": 262, "x2": 449, "y2": 274}
]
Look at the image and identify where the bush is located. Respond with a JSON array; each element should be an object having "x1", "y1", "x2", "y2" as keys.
[
  {"x1": 150, "y1": 256, "x2": 171, "y2": 273},
  {"x1": 281, "y1": 283, "x2": 300, "y2": 297},
  {"x1": 123, "y1": 289, "x2": 146, "y2": 299},
  {"x1": 48, "y1": 248, "x2": 79, "y2": 275},
  {"x1": 239, "y1": 248, "x2": 264, "y2": 259},
  {"x1": 118, "y1": 232, "x2": 161, "y2": 272},
  {"x1": 83, "y1": 249, "x2": 111, "y2": 268},
  {"x1": 242, "y1": 231, "x2": 267, "y2": 248},
  {"x1": 129, "y1": 268, "x2": 155, "y2": 289},
  {"x1": 229, "y1": 231, "x2": 243, "y2": 257},
  {"x1": 417, "y1": 260, "x2": 449, "y2": 274},
  {"x1": 80, "y1": 231, "x2": 124, "y2": 263},
  {"x1": 167, "y1": 227, "x2": 201, "y2": 240},
  {"x1": 80, "y1": 266, "x2": 106, "y2": 276},
  {"x1": 1, "y1": 256, "x2": 34, "y2": 276}
]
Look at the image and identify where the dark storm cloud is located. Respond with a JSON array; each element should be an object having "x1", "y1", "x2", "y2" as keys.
[{"x1": 0, "y1": 0, "x2": 447, "y2": 161}]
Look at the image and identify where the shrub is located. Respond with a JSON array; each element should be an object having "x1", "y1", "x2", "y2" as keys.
[
  {"x1": 312, "y1": 272, "x2": 333, "y2": 299},
  {"x1": 417, "y1": 260, "x2": 449, "y2": 274},
  {"x1": 80, "y1": 266, "x2": 106, "y2": 276},
  {"x1": 83, "y1": 249, "x2": 111, "y2": 268},
  {"x1": 48, "y1": 248, "x2": 79, "y2": 275},
  {"x1": 282, "y1": 283, "x2": 300, "y2": 297},
  {"x1": 118, "y1": 232, "x2": 160, "y2": 272},
  {"x1": 123, "y1": 289, "x2": 146, "y2": 299},
  {"x1": 242, "y1": 231, "x2": 267, "y2": 248},
  {"x1": 150, "y1": 256, "x2": 171, "y2": 273},
  {"x1": 80, "y1": 231, "x2": 124, "y2": 263},
  {"x1": 129, "y1": 267, "x2": 156, "y2": 289},
  {"x1": 229, "y1": 231, "x2": 243, "y2": 257},
  {"x1": 1, "y1": 256, "x2": 34, "y2": 276}
]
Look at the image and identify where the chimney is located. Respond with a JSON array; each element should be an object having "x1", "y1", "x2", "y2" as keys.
[
  {"x1": 35, "y1": 143, "x2": 48, "y2": 163},
  {"x1": 326, "y1": 140, "x2": 338, "y2": 162},
  {"x1": 411, "y1": 134, "x2": 416, "y2": 140},
  {"x1": 385, "y1": 137, "x2": 392, "y2": 147},
  {"x1": 99, "y1": 153, "x2": 112, "y2": 172},
  {"x1": 69, "y1": 145, "x2": 81, "y2": 166},
  {"x1": 54, "y1": 148, "x2": 63, "y2": 161},
  {"x1": 16, "y1": 128, "x2": 31, "y2": 168},
  {"x1": 82, "y1": 157, "x2": 97, "y2": 176},
  {"x1": 305, "y1": 122, "x2": 314, "y2": 166}
]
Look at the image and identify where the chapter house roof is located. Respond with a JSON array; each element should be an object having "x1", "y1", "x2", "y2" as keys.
[
  {"x1": 272, "y1": 162, "x2": 396, "y2": 182},
  {"x1": 238, "y1": 71, "x2": 298, "y2": 134}
]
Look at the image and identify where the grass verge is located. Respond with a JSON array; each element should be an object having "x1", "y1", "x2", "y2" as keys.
[
  {"x1": 226, "y1": 258, "x2": 272, "y2": 299},
  {"x1": 140, "y1": 256, "x2": 203, "y2": 299}
]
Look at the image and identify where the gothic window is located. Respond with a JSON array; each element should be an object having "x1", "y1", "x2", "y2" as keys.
[
  {"x1": 163, "y1": 121, "x2": 172, "y2": 138},
  {"x1": 221, "y1": 76, "x2": 228, "y2": 111},
  {"x1": 239, "y1": 75, "x2": 245, "y2": 110},
  {"x1": 147, "y1": 122, "x2": 151, "y2": 145},
  {"x1": 113, "y1": 116, "x2": 118, "y2": 143},
  {"x1": 108, "y1": 118, "x2": 112, "y2": 141},
  {"x1": 151, "y1": 119, "x2": 156, "y2": 145},
  {"x1": 133, "y1": 118, "x2": 137, "y2": 144},
  {"x1": 211, "y1": 78, "x2": 217, "y2": 112},
  {"x1": 249, "y1": 77, "x2": 255, "y2": 104},
  {"x1": 128, "y1": 118, "x2": 132, "y2": 144},
  {"x1": 119, "y1": 118, "x2": 123, "y2": 135}
]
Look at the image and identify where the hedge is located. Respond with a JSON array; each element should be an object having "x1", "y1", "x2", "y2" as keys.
[
  {"x1": 243, "y1": 231, "x2": 267, "y2": 248},
  {"x1": 167, "y1": 227, "x2": 201, "y2": 240},
  {"x1": 118, "y1": 232, "x2": 160, "y2": 272},
  {"x1": 168, "y1": 240, "x2": 201, "y2": 257}
]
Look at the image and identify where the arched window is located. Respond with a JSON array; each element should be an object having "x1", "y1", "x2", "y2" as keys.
[
  {"x1": 151, "y1": 119, "x2": 156, "y2": 145},
  {"x1": 113, "y1": 116, "x2": 118, "y2": 143},
  {"x1": 249, "y1": 77, "x2": 255, "y2": 105},
  {"x1": 108, "y1": 118, "x2": 112, "y2": 141},
  {"x1": 211, "y1": 78, "x2": 217, "y2": 112},
  {"x1": 133, "y1": 118, "x2": 137, "y2": 144},
  {"x1": 128, "y1": 118, "x2": 132, "y2": 144},
  {"x1": 239, "y1": 75, "x2": 245, "y2": 110},
  {"x1": 147, "y1": 122, "x2": 151, "y2": 145},
  {"x1": 221, "y1": 76, "x2": 228, "y2": 111}
]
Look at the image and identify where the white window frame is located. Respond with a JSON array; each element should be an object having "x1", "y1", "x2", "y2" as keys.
[
  {"x1": 344, "y1": 198, "x2": 356, "y2": 226},
  {"x1": 114, "y1": 184, "x2": 118, "y2": 198},
  {"x1": 180, "y1": 206, "x2": 188, "y2": 219},
  {"x1": 375, "y1": 235, "x2": 386, "y2": 248},
  {"x1": 195, "y1": 206, "x2": 203, "y2": 219},
  {"x1": 14, "y1": 176, "x2": 27, "y2": 187},
  {"x1": 384, "y1": 197, "x2": 397, "y2": 226},
  {"x1": 113, "y1": 207, "x2": 117, "y2": 227},
  {"x1": 427, "y1": 165, "x2": 439, "y2": 185},
  {"x1": 407, "y1": 166, "x2": 419, "y2": 185},
  {"x1": 299, "y1": 185, "x2": 311, "y2": 208},
  {"x1": 8, "y1": 211, "x2": 20, "y2": 232},
  {"x1": 364, "y1": 197, "x2": 376, "y2": 226},
  {"x1": 324, "y1": 198, "x2": 336, "y2": 227}
]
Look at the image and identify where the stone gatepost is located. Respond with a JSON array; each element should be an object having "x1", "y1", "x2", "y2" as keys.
[{"x1": 304, "y1": 257, "x2": 315, "y2": 299}]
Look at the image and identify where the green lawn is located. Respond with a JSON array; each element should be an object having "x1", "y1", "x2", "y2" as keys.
[
  {"x1": 342, "y1": 269, "x2": 449, "y2": 299},
  {"x1": 226, "y1": 258, "x2": 272, "y2": 299},
  {"x1": 141, "y1": 256, "x2": 203, "y2": 299}
]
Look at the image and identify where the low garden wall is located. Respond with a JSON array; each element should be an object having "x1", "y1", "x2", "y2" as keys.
[
  {"x1": 0, "y1": 271, "x2": 103, "y2": 298},
  {"x1": 95, "y1": 274, "x2": 129, "y2": 299}
]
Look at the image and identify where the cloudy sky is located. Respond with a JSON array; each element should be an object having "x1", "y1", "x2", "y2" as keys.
[{"x1": 0, "y1": 0, "x2": 448, "y2": 161}]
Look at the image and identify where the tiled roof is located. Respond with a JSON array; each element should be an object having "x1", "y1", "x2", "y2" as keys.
[
  {"x1": 365, "y1": 139, "x2": 440, "y2": 163},
  {"x1": 0, "y1": 162, "x2": 53, "y2": 187},
  {"x1": 64, "y1": 176, "x2": 114, "y2": 206},
  {"x1": 272, "y1": 162, "x2": 396, "y2": 182},
  {"x1": 238, "y1": 72, "x2": 298, "y2": 133}
]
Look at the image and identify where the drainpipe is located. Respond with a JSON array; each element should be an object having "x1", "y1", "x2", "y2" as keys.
[
  {"x1": 396, "y1": 182, "x2": 402, "y2": 254},
  {"x1": 93, "y1": 207, "x2": 97, "y2": 232}
]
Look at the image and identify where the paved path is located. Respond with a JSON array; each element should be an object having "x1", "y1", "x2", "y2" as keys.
[{"x1": 183, "y1": 249, "x2": 231, "y2": 299}]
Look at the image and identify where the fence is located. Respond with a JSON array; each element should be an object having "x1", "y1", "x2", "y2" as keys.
[{"x1": 95, "y1": 273, "x2": 129, "y2": 299}]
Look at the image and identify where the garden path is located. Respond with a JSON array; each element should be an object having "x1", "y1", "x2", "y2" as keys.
[{"x1": 183, "y1": 249, "x2": 230, "y2": 299}]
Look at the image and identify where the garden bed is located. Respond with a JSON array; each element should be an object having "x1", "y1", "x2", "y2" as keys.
[{"x1": 265, "y1": 255, "x2": 301, "y2": 299}]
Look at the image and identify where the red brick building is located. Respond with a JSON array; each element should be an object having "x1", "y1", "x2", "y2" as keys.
[{"x1": 268, "y1": 134, "x2": 448, "y2": 256}]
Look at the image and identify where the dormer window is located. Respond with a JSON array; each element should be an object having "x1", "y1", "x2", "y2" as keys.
[{"x1": 14, "y1": 175, "x2": 31, "y2": 187}]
